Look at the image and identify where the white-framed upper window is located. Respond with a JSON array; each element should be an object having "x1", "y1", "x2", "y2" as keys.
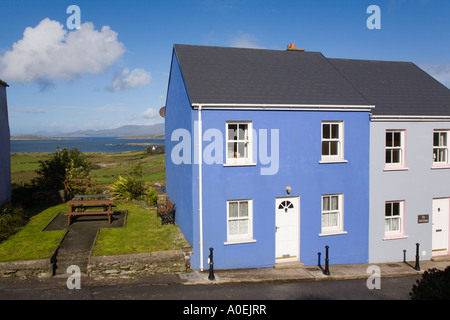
[
  {"x1": 226, "y1": 121, "x2": 254, "y2": 166},
  {"x1": 384, "y1": 201, "x2": 404, "y2": 236},
  {"x1": 321, "y1": 121, "x2": 345, "y2": 162},
  {"x1": 433, "y1": 130, "x2": 449, "y2": 165},
  {"x1": 385, "y1": 130, "x2": 405, "y2": 168},
  {"x1": 226, "y1": 199, "x2": 254, "y2": 244},
  {"x1": 321, "y1": 194, "x2": 345, "y2": 235}
]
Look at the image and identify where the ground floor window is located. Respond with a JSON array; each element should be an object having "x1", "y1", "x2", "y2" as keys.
[
  {"x1": 321, "y1": 194, "x2": 344, "y2": 234},
  {"x1": 385, "y1": 201, "x2": 404, "y2": 236},
  {"x1": 226, "y1": 199, "x2": 253, "y2": 244}
]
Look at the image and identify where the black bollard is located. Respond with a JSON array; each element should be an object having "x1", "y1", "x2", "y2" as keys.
[
  {"x1": 403, "y1": 249, "x2": 407, "y2": 263},
  {"x1": 317, "y1": 252, "x2": 321, "y2": 267},
  {"x1": 208, "y1": 247, "x2": 215, "y2": 280},
  {"x1": 324, "y1": 246, "x2": 330, "y2": 275},
  {"x1": 414, "y1": 243, "x2": 420, "y2": 271}
]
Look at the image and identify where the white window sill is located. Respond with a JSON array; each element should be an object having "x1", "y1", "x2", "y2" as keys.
[
  {"x1": 224, "y1": 239, "x2": 256, "y2": 245},
  {"x1": 319, "y1": 159, "x2": 348, "y2": 164},
  {"x1": 319, "y1": 231, "x2": 348, "y2": 237},
  {"x1": 224, "y1": 162, "x2": 256, "y2": 167},
  {"x1": 431, "y1": 164, "x2": 450, "y2": 170},
  {"x1": 383, "y1": 166, "x2": 409, "y2": 172},
  {"x1": 382, "y1": 234, "x2": 408, "y2": 241}
]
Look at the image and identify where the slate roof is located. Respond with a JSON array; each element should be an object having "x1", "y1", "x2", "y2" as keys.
[
  {"x1": 174, "y1": 44, "x2": 371, "y2": 106},
  {"x1": 173, "y1": 44, "x2": 450, "y2": 116},
  {"x1": 328, "y1": 58, "x2": 450, "y2": 116}
]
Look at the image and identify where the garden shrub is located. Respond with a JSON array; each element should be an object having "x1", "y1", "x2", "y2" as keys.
[
  {"x1": 410, "y1": 266, "x2": 450, "y2": 300},
  {"x1": 145, "y1": 188, "x2": 158, "y2": 206},
  {"x1": 0, "y1": 204, "x2": 28, "y2": 242},
  {"x1": 110, "y1": 163, "x2": 145, "y2": 202},
  {"x1": 34, "y1": 147, "x2": 91, "y2": 190}
]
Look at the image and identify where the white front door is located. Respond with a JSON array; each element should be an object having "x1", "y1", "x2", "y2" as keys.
[
  {"x1": 275, "y1": 197, "x2": 300, "y2": 263},
  {"x1": 432, "y1": 198, "x2": 449, "y2": 255}
]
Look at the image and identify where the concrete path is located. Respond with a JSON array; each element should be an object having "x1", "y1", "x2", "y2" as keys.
[{"x1": 43, "y1": 210, "x2": 127, "y2": 274}]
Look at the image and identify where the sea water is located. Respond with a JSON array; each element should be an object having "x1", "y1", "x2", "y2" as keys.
[{"x1": 10, "y1": 137, "x2": 165, "y2": 153}]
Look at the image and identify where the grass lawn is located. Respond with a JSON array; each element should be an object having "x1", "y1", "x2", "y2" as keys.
[
  {"x1": 0, "y1": 204, "x2": 67, "y2": 262},
  {"x1": 0, "y1": 202, "x2": 189, "y2": 262},
  {"x1": 2, "y1": 149, "x2": 188, "y2": 263},
  {"x1": 92, "y1": 202, "x2": 189, "y2": 256}
]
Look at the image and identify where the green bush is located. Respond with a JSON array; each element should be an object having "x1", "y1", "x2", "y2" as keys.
[
  {"x1": 34, "y1": 147, "x2": 90, "y2": 190},
  {"x1": 145, "y1": 188, "x2": 158, "y2": 206},
  {"x1": 110, "y1": 163, "x2": 145, "y2": 202},
  {"x1": 410, "y1": 266, "x2": 450, "y2": 300},
  {"x1": 0, "y1": 204, "x2": 28, "y2": 242}
]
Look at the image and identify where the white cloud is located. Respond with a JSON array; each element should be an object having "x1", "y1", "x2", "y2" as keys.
[
  {"x1": 0, "y1": 18, "x2": 125, "y2": 84},
  {"x1": 230, "y1": 32, "x2": 262, "y2": 49},
  {"x1": 421, "y1": 62, "x2": 450, "y2": 88},
  {"x1": 107, "y1": 68, "x2": 151, "y2": 92},
  {"x1": 142, "y1": 108, "x2": 158, "y2": 119}
]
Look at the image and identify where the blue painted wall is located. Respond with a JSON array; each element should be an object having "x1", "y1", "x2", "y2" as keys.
[
  {"x1": 165, "y1": 52, "x2": 371, "y2": 270},
  {"x1": 197, "y1": 109, "x2": 370, "y2": 269},
  {"x1": 0, "y1": 84, "x2": 11, "y2": 207},
  {"x1": 165, "y1": 51, "x2": 197, "y2": 249}
]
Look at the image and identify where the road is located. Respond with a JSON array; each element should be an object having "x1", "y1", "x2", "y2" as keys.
[{"x1": 0, "y1": 273, "x2": 419, "y2": 301}]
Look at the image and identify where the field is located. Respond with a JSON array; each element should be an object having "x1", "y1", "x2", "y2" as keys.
[{"x1": 11, "y1": 149, "x2": 166, "y2": 187}]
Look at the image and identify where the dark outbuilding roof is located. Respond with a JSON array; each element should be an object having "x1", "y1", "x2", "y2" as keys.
[{"x1": 173, "y1": 44, "x2": 450, "y2": 116}]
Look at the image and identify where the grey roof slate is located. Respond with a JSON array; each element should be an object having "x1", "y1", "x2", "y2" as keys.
[
  {"x1": 174, "y1": 44, "x2": 371, "y2": 106},
  {"x1": 173, "y1": 44, "x2": 450, "y2": 116},
  {"x1": 328, "y1": 58, "x2": 450, "y2": 116}
]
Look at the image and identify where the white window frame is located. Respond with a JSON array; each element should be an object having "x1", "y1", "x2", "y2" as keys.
[
  {"x1": 433, "y1": 130, "x2": 449, "y2": 166},
  {"x1": 225, "y1": 199, "x2": 255, "y2": 245},
  {"x1": 320, "y1": 121, "x2": 346, "y2": 163},
  {"x1": 385, "y1": 130, "x2": 406, "y2": 169},
  {"x1": 225, "y1": 121, "x2": 254, "y2": 166},
  {"x1": 384, "y1": 200, "x2": 405, "y2": 238},
  {"x1": 320, "y1": 194, "x2": 346, "y2": 236}
]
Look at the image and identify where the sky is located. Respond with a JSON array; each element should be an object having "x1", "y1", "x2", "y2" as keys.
[{"x1": 0, "y1": 0, "x2": 449, "y2": 135}]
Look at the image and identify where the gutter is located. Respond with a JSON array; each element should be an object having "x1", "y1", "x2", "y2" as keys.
[
  {"x1": 191, "y1": 103, "x2": 375, "y2": 112},
  {"x1": 371, "y1": 115, "x2": 450, "y2": 122}
]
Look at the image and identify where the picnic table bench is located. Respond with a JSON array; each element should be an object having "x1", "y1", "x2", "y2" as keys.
[
  {"x1": 65, "y1": 199, "x2": 115, "y2": 226},
  {"x1": 156, "y1": 199, "x2": 175, "y2": 225}
]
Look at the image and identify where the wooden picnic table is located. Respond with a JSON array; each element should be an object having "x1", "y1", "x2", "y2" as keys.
[{"x1": 65, "y1": 199, "x2": 115, "y2": 225}]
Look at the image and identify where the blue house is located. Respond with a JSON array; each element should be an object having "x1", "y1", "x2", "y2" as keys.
[
  {"x1": 165, "y1": 44, "x2": 374, "y2": 270},
  {"x1": 0, "y1": 79, "x2": 11, "y2": 208}
]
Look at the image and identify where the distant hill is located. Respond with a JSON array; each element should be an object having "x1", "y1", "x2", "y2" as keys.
[
  {"x1": 11, "y1": 135, "x2": 71, "y2": 140},
  {"x1": 36, "y1": 123, "x2": 165, "y2": 138},
  {"x1": 118, "y1": 134, "x2": 165, "y2": 139}
]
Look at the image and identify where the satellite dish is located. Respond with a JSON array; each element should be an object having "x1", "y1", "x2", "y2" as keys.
[{"x1": 159, "y1": 106, "x2": 166, "y2": 118}]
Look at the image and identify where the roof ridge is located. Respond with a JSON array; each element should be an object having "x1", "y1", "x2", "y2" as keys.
[{"x1": 324, "y1": 56, "x2": 373, "y2": 106}]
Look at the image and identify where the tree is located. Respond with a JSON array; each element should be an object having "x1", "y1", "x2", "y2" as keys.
[{"x1": 34, "y1": 147, "x2": 90, "y2": 190}]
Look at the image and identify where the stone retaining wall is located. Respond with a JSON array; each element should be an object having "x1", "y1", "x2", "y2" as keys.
[
  {"x1": 87, "y1": 248, "x2": 193, "y2": 278},
  {"x1": 0, "y1": 257, "x2": 55, "y2": 278}
]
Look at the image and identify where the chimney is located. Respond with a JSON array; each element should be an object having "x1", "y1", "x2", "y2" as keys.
[{"x1": 286, "y1": 43, "x2": 305, "y2": 52}]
